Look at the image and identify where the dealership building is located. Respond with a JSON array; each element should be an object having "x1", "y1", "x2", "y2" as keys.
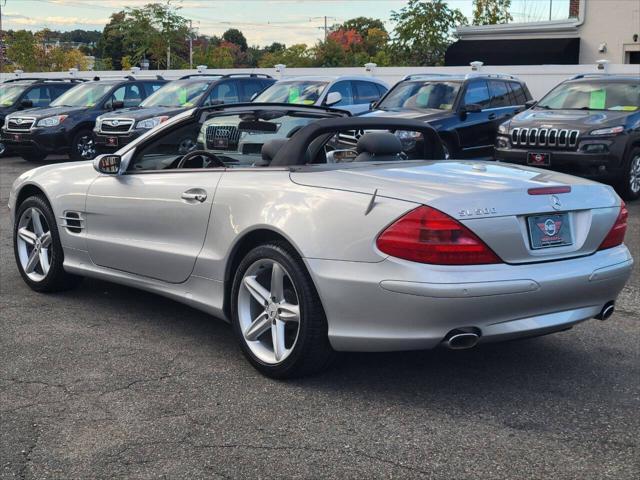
[{"x1": 447, "y1": 0, "x2": 640, "y2": 65}]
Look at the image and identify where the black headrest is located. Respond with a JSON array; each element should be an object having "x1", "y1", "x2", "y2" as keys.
[
  {"x1": 261, "y1": 139, "x2": 288, "y2": 162},
  {"x1": 356, "y1": 132, "x2": 403, "y2": 156}
]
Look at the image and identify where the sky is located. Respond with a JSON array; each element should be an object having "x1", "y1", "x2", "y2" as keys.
[{"x1": 2, "y1": 0, "x2": 571, "y2": 47}]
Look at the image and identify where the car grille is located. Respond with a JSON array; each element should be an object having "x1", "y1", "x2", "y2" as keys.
[
  {"x1": 206, "y1": 125, "x2": 241, "y2": 150},
  {"x1": 510, "y1": 128, "x2": 580, "y2": 150},
  {"x1": 6, "y1": 117, "x2": 35, "y2": 132},
  {"x1": 99, "y1": 119, "x2": 134, "y2": 134}
]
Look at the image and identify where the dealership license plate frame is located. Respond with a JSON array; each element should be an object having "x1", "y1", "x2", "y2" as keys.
[
  {"x1": 106, "y1": 136, "x2": 118, "y2": 147},
  {"x1": 527, "y1": 151, "x2": 551, "y2": 167},
  {"x1": 527, "y1": 213, "x2": 573, "y2": 250}
]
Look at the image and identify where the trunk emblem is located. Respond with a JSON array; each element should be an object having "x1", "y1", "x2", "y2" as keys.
[{"x1": 550, "y1": 195, "x2": 562, "y2": 210}]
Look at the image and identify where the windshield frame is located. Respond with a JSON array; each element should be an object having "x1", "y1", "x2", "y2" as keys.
[
  {"x1": 377, "y1": 80, "x2": 463, "y2": 112},
  {"x1": 536, "y1": 79, "x2": 640, "y2": 112},
  {"x1": 50, "y1": 82, "x2": 117, "y2": 108}
]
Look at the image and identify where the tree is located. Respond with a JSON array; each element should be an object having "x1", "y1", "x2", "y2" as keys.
[
  {"x1": 97, "y1": 12, "x2": 126, "y2": 69},
  {"x1": 222, "y1": 28, "x2": 248, "y2": 52},
  {"x1": 5, "y1": 30, "x2": 40, "y2": 71},
  {"x1": 258, "y1": 44, "x2": 314, "y2": 68},
  {"x1": 333, "y1": 17, "x2": 389, "y2": 58},
  {"x1": 390, "y1": 0, "x2": 467, "y2": 66},
  {"x1": 472, "y1": 0, "x2": 513, "y2": 25}
]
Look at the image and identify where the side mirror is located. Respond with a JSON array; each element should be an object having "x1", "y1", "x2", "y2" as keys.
[
  {"x1": 112, "y1": 100, "x2": 125, "y2": 110},
  {"x1": 93, "y1": 154, "x2": 121, "y2": 175},
  {"x1": 464, "y1": 103, "x2": 483, "y2": 113},
  {"x1": 369, "y1": 100, "x2": 378, "y2": 110},
  {"x1": 20, "y1": 99, "x2": 34, "y2": 109},
  {"x1": 525, "y1": 100, "x2": 537, "y2": 109},
  {"x1": 325, "y1": 91, "x2": 342, "y2": 106}
]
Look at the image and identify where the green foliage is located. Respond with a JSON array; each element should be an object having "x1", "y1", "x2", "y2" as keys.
[
  {"x1": 472, "y1": 0, "x2": 513, "y2": 25},
  {"x1": 97, "y1": 12, "x2": 126, "y2": 70},
  {"x1": 258, "y1": 44, "x2": 314, "y2": 68},
  {"x1": 222, "y1": 29, "x2": 248, "y2": 52},
  {"x1": 390, "y1": 0, "x2": 467, "y2": 66}
]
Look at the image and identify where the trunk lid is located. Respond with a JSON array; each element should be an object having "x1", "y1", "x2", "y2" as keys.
[{"x1": 291, "y1": 161, "x2": 621, "y2": 264}]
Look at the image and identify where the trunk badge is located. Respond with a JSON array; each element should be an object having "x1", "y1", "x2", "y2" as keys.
[{"x1": 550, "y1": 195, "x2": 562, "y2": 210}]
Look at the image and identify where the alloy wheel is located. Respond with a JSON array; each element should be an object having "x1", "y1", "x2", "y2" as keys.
[
  {"x1": 16, "y1": 207, "x2": 52, "y2": 282},
  {"x1": 77, "y1": 135, "x2": 96, "y2": 159},
  {"x1": 630, "y1": 155, "x2": 640, "y2": 194},
  {"x1": 237, "y1": 259, "x2": 301, "y2": 365}
]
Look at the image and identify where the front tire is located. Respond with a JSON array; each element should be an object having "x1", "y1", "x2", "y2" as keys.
[
  {"x1": 70, "y1": 129, "x2": 97, "y2": 161},
  {"x1": 231, "y1": 242, "x2": 334, "y2": 378},
  {"x1": 616, "y1": 147, "x2": 640, "y2": 201},
  {"x1": 13, "y1": 195, "x2": 82, "y2": 292}
]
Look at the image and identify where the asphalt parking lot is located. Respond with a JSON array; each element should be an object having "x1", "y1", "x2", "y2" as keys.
[{"x1": 1, "y1": 155, "x2": 638, "y2": 479}]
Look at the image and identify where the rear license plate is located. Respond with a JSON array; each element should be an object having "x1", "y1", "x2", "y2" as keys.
[
  {"x1": 527, "y1": 213, "x2": 573, "y2": 249},
  {"x1": 527, "y1": 151, "x2": 551, "y2": 166},
  {"x1": 106, "y1": 136, "x2": 118, "y2": 147}
]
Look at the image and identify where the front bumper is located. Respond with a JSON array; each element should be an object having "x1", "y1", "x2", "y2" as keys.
[
  {"x1": 306, "y1": 246, "x2": 633, "y2": 352},
  {"x1": 1, "y1": 127, "x2": 69, "y2": 154},
  {"x1": 495, "y1": 134, "x2": 627, "y2": 179},
  {"x1": 94, "y1": 130, "x2": 144, "y2": 152}
]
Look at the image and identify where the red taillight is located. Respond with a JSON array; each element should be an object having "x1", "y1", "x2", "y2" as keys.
[
  {"x1": 527, "y1": 186, "x2": 571, "y2": 195},
  {"x1": 598, "y1": 202, "x2": 628, "y2": 250},
  {"x1": 376, "y1": 206, "x2": 502, "y2": 265}
]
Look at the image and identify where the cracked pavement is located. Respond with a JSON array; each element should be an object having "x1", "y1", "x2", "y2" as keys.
[{"x1": 1, "y1": 155, "x2": 639, "y2": 479}]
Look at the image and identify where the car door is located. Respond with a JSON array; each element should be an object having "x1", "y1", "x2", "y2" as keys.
[
  {"x1": 324, "y1": 80, "x2": 355, "y2": 112},
  {"x1": 241, "y1": 79, "x2": 269, "y2": 102},
  {"x1": 487, "y1": 80, "x2": 518, "y2": 145},
  {"x1": 204, "y1": 80, "x2": 240, "y2": 106},
  {"x1": 456, "y1": 80, "x2": 493, "y2": 158},
  {"x1": 352, "y1": 80, "x2": 385, "y2": 115},
  {"x1": 85, "y1": 121, "x2": 224, "y2": 284}
]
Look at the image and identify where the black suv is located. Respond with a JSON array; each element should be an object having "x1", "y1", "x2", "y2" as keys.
[
  {"x1": 361, "y1": 73, "x2": 532, "y2": 159},
  {"x1": 0, "y1": 77, "x2": 83, "y2": 156},
  {"x1": 94, "y1": 73, "x2": 274, "y2": 153},
  {"x1": 495, "y1": 74, "x2": 640, "y2": 200},
  {"x1": 2, "y1": 75, "x2": 166, "y2": 161}
]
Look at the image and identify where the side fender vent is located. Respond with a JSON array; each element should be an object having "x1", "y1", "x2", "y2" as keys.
[{"x1": 60, "y1": 211, "x2": 84, "y2": 234}]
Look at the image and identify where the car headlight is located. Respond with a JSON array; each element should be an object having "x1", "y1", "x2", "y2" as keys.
[
  {"x1": 37, "y1": 115, "x2": 67, "y2": 127},
  {"x1": 137, "y1": 116, "x2": 169, "y2": 129},
  {"x1": 590, "y1": 126, "x2": 624, "y2": 136},
  {"x1": 497, "y1": 122, "x2": 511, "y2": 135}
]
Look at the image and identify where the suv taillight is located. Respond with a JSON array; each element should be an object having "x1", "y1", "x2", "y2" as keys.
[
  {"x1": 376, "y1": 206, "x2": 501, "y2": 265},
  {"x1": 598, "y1": 202, "x2": 628, "y2": 251}
]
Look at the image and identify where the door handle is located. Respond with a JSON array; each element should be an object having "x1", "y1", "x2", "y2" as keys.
[
  {"x1": 488, "y1": 113, "x2": 497, "y2": 120},
  {"x1": 181, "y1": 189, "x2": 207, "y2": 203}
]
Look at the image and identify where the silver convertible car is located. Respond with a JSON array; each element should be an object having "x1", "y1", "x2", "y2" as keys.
[{"x1": 10, "y1": 104, "x2": 634, "y2": 378}]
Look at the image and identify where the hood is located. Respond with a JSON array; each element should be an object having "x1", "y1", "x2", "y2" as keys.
[
  {"x1": 363, "y1": 108, "x2": 449, "y2": 122},
  {"x1": 510, "y1": 108, "x2": 632, "y2": 129},
  {"x1": 290, "y1": 161, "x2": 618, "y2": 220},
  {"x1": 11, "y1": 105, "x2": 88, "y2": 119},
  {"x1": 100, "y1": 105, "x2": 185, "y2": 122}
]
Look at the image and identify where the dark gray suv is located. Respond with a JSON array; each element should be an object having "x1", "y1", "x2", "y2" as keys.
[{"x1": 495, "y1": 75, "x2": 640, "y2": 200}]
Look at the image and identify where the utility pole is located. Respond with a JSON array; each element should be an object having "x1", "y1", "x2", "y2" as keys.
[
  {"x1": 188, "y1": 19, "x2": 193, "y2": 70},
  {"x1": 549, "y1": 0, "x2": 553, "y2": 21},
  {"x1": 312, "y1": 16, "x2": 337, "y2": 42},
  {"x1": 0, "y1": 0, "x2": 4, "y2": 81},
  {"x1": 324, "y1": 16, "x2": 327, "y2": 42}
]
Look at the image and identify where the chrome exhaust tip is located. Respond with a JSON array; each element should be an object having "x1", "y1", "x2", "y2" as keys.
[
  {"x1": 595, "y1": 302, "x2": 615, "y2": 321},
  {"x1": 446, "y1": 332, "x2": 480, "y2": 350}
]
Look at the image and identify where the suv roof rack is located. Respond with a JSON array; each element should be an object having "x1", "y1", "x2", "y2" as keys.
[
  {"x1": 464, "y1": 72, "x2": 519, "y2": 80},
  {"x1": 403, "y1": 73, "x2": 453, "y2": 81},
  {"x1": 570, "y1": 73, "x2": 640, "y2": 80},
  {"x1": 179, "y1": 72, "x2": 273, "y2": 80},
  {"x1": 90, "y1": 74, "x2": 166, "y2": 82},
  {"x1": 3, "y1": 77, "x2": 86, "y2": 84}
]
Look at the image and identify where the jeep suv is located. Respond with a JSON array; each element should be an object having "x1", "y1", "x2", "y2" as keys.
[
  {"x1": 0, "y1": 77, "x2": 83, "y2": 156},
  {"x1": 495, "y1": 75, "x2": 640, "y2": 200},
  {"x1": 361, "y1": 73, "x2": 532, "y2": 159},
  {"x1": 2, "y1": 76, "x2": 166, "y2": 161},
  {"x1": 94, "y1": 74, "x2": 274, "y2": 153}
]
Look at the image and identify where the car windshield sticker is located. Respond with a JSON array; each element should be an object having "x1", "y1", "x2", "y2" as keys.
[
  {"x1": 179, "y1": 88, "x2": 187, "y2": 105},
  {"x1": 288, "y1": 87, "x2": 300, "y2": 103},
  {"x1": 590, "y1": 89, "x2": 606, "y2": 109}
]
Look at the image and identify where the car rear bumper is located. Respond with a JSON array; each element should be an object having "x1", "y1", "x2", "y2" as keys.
[
  {"x1": 1, "y1": 127, "x2": 69, "y2": 154},
  {"x1": 305, "y1": 246, "x2": 633, "y2": 352}
]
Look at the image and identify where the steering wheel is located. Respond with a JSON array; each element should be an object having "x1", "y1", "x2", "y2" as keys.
[{"x1": 176, "y1": 150, "x2": 225, "y2": 169}]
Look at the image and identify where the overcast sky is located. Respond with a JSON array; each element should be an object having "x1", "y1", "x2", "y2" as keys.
[{"x1": 3, "y1": 0, "x2": 570, "y2": 46}]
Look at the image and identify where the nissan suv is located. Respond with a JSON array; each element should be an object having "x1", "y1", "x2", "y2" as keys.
[
  {"x1": 2, "y1": 76, "x2": 166, "y2": 161},
  {"x1": 361, "y1": 73, "x2": 532, "y2": 159},
  {"x1": 495, "y1": 75, "x2": 640, "y2": 200},
  {"x1": 0, "y1": 77, "x2": 83, "y2": 156},
  {"x1": 94, "y1": 73, "x2": 274, "y2": 154}
]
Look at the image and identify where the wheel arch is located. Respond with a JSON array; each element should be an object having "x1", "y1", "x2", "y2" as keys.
[
  {"x1": 222, "y1": 227, "x2": 310, "y2": 320},
  {"x1": 15, "y1": 182, "x2": 52, "y2": 210}
]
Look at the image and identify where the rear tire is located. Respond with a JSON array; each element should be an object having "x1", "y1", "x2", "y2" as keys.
[
  {"x1": 13, "y1": 195, "x2": 82, "y2": 292},
  {"x1": 70, "y1": 129, "x2": 97, "y2": 161},
  {"x1": 21, "y1": 149, "x2": 47, "y2": 162},
  {"x1": 616, "y1": 147, "x2": 640, "y2": 201},
  {"x1": 231, "y1": 241, "x2": 335, "y2": 379}
]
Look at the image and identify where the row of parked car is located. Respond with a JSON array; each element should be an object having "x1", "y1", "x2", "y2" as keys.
[{"x1": 1, "y1": 70, "x2": 639, "y2": 199}]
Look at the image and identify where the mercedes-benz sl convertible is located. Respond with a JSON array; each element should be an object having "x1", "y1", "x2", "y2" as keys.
[{"x1": 10, "y1": 104, "x2": 634, "y2": 378}]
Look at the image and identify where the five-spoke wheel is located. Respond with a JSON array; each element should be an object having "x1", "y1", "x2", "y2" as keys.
[{"x1": 16, "y1": 207, "x2": 52, "y2": 282}]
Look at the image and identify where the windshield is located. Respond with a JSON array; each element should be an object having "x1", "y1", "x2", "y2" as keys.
[
  {"x1": 253, "y1": 81, "x2": 329, "y2": 105},
  {"x1": 51, "y1": 83, "x2": 114, "y2": 107},
  {"x1": 141, "y1": 80, "x2": 212, "y2": 108},
  {"x1": 537, "y1": 80, "x2": 640, "y2": 111},
  {"x1": 378, "y1": 81, "x2": 461, "y2": 111},
  {"x1": 0, "y1": 84, "x2": 28, "y2": 107}
]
